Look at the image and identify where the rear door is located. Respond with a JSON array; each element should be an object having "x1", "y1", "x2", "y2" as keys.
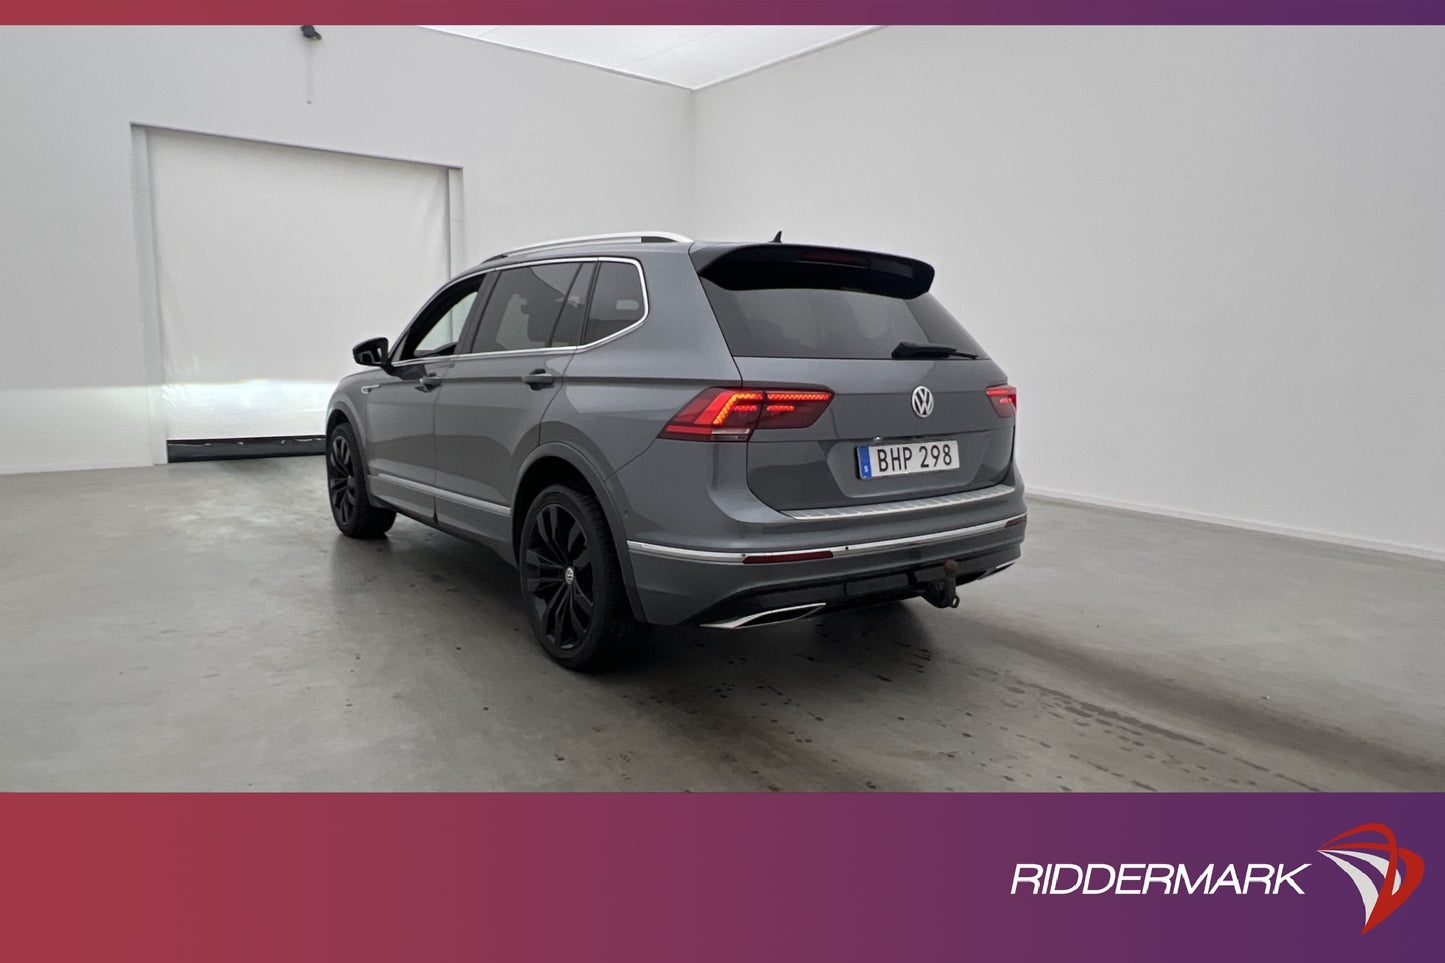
[
  {"x1": 693, "y1": 245, "x2": 1016, "y2": 512},
  {"x1": 432, "y1": 260, "x2": 592, "y2": 544}
]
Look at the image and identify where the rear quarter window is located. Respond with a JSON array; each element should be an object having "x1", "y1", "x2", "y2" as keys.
[{"x1": 582, "y1": 262, "x2": 646, "y2": 344}]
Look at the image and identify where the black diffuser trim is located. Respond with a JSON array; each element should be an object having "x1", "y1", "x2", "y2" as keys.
[{"x1": 167, "y1": 435, "x2": 325, "y2": 462}]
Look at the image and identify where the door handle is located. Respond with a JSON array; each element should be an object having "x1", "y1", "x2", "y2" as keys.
[
  {"x1": 415, "y1": 374, "x2": 443, "y2": 392},
  {"x1": 522, "y1": 369, "x2": 556, "y2": 390}
]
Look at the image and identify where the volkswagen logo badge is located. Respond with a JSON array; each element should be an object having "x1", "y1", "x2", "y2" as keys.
[{"x1": 911, "y1": 386, "x2": 935, "y2": 418}]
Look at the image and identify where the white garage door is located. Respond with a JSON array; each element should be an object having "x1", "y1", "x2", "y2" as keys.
[{"x1": 146, "y1": 129, "x2": 452, "y2": 440}]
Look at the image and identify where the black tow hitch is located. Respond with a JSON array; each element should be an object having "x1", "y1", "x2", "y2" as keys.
[{"x1": 922, "y1": 560, "x2": 961, "y2": 609}]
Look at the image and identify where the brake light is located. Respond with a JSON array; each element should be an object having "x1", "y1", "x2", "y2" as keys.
[
  {"x1": 986, "y1": 385, "x2": 1017, "y2": 417},
  {"x1": 660, "y1": 387, "x2": 834, "y2": 441},
  {"x1": 799, "y1": 249, "x2": 869, "y2": 267}
]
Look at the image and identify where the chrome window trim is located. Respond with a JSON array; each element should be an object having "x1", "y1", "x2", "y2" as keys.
[
  {"x1": 371, "y1": 473, "x2": 511, "y2": 517},
  {"x1": 782, "y1": 484, "x2": 1015, "y2": 521},
  {"x1": 388, "y1": 256, "x2": 649, "y2": 366},
  {"x1": 626, "y1": 512, "x2": 1026, "y2": 565},
  {"x1": 388, "y1": 274, "x2": 491, "y2": 366}
]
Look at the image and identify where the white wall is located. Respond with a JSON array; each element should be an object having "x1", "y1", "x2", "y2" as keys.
[
  {"x1": 4, "y1": 25, "x2": 1442, "y2": 559},
  {"x1": 694, "y1": 26, "x2": 1445, "y2": 558},
  {"x1": 146, "y1": 129, "x2": 451, "y2": 439},
  {"x1": 0, "y1": 26, "x2": 692, "y2": 472}
]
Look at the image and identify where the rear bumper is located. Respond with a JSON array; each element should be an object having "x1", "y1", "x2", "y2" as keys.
[{"x1": 626, "y1": 510, "x2": 1026, "y2": 626}]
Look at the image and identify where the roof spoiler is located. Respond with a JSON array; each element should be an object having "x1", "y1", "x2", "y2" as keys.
[{"x1": 691, "y1": 243, "x2": 934, "y2": 299}]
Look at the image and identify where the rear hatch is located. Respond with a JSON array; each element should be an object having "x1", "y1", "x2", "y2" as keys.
[{"x1": 691, "y1": 243, "x2": 1015, "y2": 512}]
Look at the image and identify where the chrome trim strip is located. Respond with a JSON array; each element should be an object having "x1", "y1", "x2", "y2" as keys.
[
  {"x1": 370, "y1": 473, "x2": 432, "y2": 497},
  {"x1": 783, "y1": 484, "x2": 1015, "y2": 521},
  {"x1": 389, "y1": 346, "x2": 569, "y2": 367},
  {"x1": 370, "y1": 473, "x2": 511, "y2": 517},
  {"x1": 701, "y1": 603, "x2": 827, "y2": 630},
  {"x1": 434, "y1": 488, "x2": 511, "y2": 517},
  {"x1": 626, "y1": 512, "x2": 1026, "y2": 566},
  {"x1": 626, "y1": 542, "x2": 749, "y2": 564},
  {"x1": 389, "y1": 257, "x2": 649, "y2": 366}
]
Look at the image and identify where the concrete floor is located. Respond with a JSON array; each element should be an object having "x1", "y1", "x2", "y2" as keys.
[{"x1": 1, "y1": 456, "x2": 1441, "y2": 791}]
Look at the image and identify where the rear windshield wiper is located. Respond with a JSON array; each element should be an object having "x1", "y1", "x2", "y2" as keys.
[{"x1": 891, "y1": 340, "x2": 978, "y2": 360}]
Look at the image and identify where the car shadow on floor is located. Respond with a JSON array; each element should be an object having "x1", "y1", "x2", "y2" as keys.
[
  {"x1": 325, "y1": 526, "x2": 968, "y2": 787},
  {"x1": 327, "y1": 523, "x2": 940, "y2": 680}
]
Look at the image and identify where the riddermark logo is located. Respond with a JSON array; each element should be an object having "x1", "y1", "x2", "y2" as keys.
[
  {"x1": 1011, "y1": 822, "x2": 1425, "y2": 934},
  {"x1": 1317, "y1": 823, "x2": 1425, "y2": 934}
]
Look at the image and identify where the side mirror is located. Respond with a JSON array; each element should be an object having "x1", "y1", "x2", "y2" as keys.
[{"x1": 353, "y1": 337, "x2": 390, "y2": 367}]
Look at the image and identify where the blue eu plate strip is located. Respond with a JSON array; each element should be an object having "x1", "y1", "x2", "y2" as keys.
[{"x1": 857, "y1": 446, "x2": 873, "y2": 479}]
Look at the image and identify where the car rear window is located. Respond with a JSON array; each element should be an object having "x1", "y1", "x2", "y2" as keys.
[{"x1": 698, "y1": 269, "x2": 986, "y2": 361}]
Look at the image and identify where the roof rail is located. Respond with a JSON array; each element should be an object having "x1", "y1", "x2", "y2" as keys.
[{"x1": 484, "y1": 231, "x2": 693, "y2": 262}]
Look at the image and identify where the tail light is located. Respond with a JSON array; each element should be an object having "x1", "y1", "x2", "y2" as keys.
[
  {"x1": 986, "y1": 384, "x2": 1017, "y2": 418},
  {"x1": 660, "y1": 387, "x2": 833, "y2": 441}
]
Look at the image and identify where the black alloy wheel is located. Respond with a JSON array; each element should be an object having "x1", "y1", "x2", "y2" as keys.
[
  {"x1": 328, "y1": 431, "x2": 359, "y2": 527},
  {"x1": 524, "y1": 501, "x2": 596, "y2": 652},
  {"x1": 326, "y1": 421, "x2": 395, "y2": 538},
  {"x1": 519, "y1": 485, "x2": 644, "y2": 670}
]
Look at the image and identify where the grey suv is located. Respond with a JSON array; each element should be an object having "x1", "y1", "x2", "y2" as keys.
[{"x1": 327, "y1": 232, "x2": 1026, "y2": 669}]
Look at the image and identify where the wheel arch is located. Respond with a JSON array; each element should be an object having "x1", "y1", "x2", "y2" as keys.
[
  {"x1": 326, "y1": 396, "x2": 363, "y2": 436},
  {"x1": 325, "y1": 400, "x2": 384, "y2": 504},
  {"x1": 513, "y1": 444, "x2": 645, "y2": 622}
]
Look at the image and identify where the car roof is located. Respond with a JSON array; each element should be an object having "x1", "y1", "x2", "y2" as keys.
[{"x1": 468, "y1": 233, "x2": 925, "y2": 277}]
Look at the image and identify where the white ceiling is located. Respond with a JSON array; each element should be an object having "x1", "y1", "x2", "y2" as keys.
[{"x1": 420, "y1": 25, "x2": 878, "y2": 90}]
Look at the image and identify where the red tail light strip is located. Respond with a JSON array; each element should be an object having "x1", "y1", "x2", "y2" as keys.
[
  {"x1": 742, "y1": 550, "x2": 834, "y2": 565},
  {"x1": 661, "y1": 387, "x2": 834, "y2": 441},
  {"x1": 709, "y1": 390, "x2": 764, "y2": 426},
  {"x1": 986, "y1": 384, "x2": 1017, "y2": 417}
]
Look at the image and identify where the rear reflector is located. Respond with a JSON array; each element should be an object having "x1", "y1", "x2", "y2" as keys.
[
  {"x1": 660, "y1": 387, "x2": 833, "y2": 441},
  {"x1": 986, "y1": 384, "x2": 1017, "y2": 417},
  {"x1": 742, "y1": 550, "x2": 834, "y2": 564}
]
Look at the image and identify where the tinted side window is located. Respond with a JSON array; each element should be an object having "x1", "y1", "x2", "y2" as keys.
[
  {"x1": 582, "y1": 262, "x2": 646, "y2": 344},
  {"x1": 472, "y1": 263, "x2": 581, "y2": 353},
  {"x1": 395, "y1": 279, "x2": 484, "y2": 361},
  {"x1": 549, "y1": 263, "x2": 595, "y2": 348}
]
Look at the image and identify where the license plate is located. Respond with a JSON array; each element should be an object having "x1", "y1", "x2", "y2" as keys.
[{"x1": 857, "y1": 440, "x2": 960, "y2": 479}]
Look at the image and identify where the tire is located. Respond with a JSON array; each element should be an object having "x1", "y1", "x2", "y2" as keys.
[
  {"x1": 326, "y1": 421, "x2": 396, "y2": 538},
  {"x1": 518, "y1": 484, "x2": 645, "y2": 671}
]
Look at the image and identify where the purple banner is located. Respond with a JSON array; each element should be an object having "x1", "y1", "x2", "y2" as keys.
[
  {"x1": 0, "y1": 793, "x2": 1436, "y2": 961},
  {"x1": 7, "y1": 2, "x2": 1445, "y2": 26}
]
